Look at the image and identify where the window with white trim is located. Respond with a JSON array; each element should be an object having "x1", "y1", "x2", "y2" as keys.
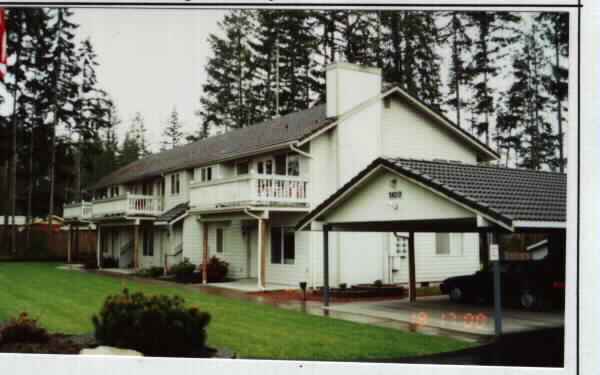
[
  {"x1": 236, "y1": 161, "x2": 249, "y2": 176},
  {"x1": 199, "y1": 167, "x2": 212, "y2": 182},
  {"x1": 435, "y1": 233, "x2": 450, "y2": 255},
  {"x1": 270, "y1": 227, "x2": 295, "y2": 264},
  {"x1": 170, "y1": 173, "x2": 181, "y2": 195},
  {"x1": 216, "y1": 228, "x2": 224, "y2": 253}
]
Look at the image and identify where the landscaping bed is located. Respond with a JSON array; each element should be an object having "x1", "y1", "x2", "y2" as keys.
[{"x1": 251, "y1": 285, "x2": 442, "y2": 302}]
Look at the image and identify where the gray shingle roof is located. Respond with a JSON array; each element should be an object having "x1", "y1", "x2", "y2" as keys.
[
  {"x1": 297, "y1": 158, "x2": 566, "y2": 230},
  {"x1": 387, "y1": 158, "x2": 566, "y2": 223},
  {"x1": 90, "y1": 105, "x2": 332, "y2": 190},
  {"x1": 155, "y1": 202, "x2": 189, "y2": 223}
]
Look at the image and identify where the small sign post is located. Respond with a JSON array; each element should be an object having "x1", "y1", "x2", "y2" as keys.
[
  {"x1": 490, "y1": 241, "x2": 502, "y2": 336},
  {"x1": 489, "y1": 244, "x2": 499, "y2": 261}
]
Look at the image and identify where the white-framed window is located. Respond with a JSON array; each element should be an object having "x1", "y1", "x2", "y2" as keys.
[
  {"x1": 257, "y1": 154, "x2": 299, "y2": 176},
  {"x1": 109, "y1": 186, "x2": 119, "y2": 198},
  {"x1": 435, "y1": 233, "x2": 464, "y2": 256},
  {"x1": 270, "y1": 227, "x2": 295, "y2": 264},
  {"x1": 170, "y1": 173, "x2": 181, "y2": 195},
  {"x1": 199, "y1": 166, "x2": 213, "y2": 182},
  {"x1": 216, "y1": 228, "x2": 224, "y2": 253}
]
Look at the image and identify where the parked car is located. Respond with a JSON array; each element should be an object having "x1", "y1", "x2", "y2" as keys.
[{"x1": 439, "y1": 259, "x2": 565, "y2": 311}]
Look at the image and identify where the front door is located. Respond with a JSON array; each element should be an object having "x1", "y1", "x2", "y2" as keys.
[
  {"x1": 391, "y1": 233, "x2": 410, "y2": 284},
  {"x1": 248, "y1": 227, "x2": 258, "y2": 278}
]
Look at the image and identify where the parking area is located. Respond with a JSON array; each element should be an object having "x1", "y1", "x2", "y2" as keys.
[{"x1": 325, "y1": 295, "x2": 564, "y2": 336}]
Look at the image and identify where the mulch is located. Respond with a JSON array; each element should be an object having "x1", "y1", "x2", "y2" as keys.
[
  {"x1": 248, "y1": 288, "x2": 442, "y2": 303},
  {"x1": 0, "y1": 333, "x2": 96, "y2": 355}
]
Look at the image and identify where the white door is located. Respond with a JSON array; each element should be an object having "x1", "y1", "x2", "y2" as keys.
[{"x1": 391, "y1": 233, "x2": 409, "y2": 284}]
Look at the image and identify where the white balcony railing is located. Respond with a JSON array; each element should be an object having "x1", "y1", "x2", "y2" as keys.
[
  {"x1": 190, "y1": 175, "x2": 308, "y2": 209},
  {"x1": 63, "y1": 201, "x2": 93, "y2": 220},
  {"x1": 92, "y1": 194, "x2": 163, "y2": 218}
]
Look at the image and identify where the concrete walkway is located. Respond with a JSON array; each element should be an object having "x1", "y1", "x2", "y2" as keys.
[{"x1": 326, "y1": 295, "x2": 564, "y2": 336}]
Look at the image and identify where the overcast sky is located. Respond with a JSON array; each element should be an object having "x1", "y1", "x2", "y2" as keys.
[{"x1": 72, "y1": 8, "x2": 225, "y2": 151}]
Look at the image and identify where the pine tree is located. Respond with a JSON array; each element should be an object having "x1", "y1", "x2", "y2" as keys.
[
  {"x1": 464, "y1": 12, "x2": 521, "y2": 147},
  {"x1": 119, "y1": 113, "x2": 149, "y2": 166},
  {"x1": 439, "y1": 12, "x2": 472, "y2": 127},
  {"x1": 199, "y1": 10, "x2": 257, "y2": 132},
  {"x1": 537, "y1": 12, "x2": 568, "y2": 172},
  {"x1": 161, "y1": 107, "x2": 184, "y2": 150}
]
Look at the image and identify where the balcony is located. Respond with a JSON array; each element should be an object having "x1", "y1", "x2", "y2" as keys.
[
  {"x1": 92, "y1": 194, "x2": 164, "y2": 218},
  {"x1": 63, "y1": 201, "x2": 93, "y2": 221},
  {"x1": 190, "y1": 175, "x2": 309, "y2": 210}
]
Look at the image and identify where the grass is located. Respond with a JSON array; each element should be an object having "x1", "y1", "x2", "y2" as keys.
[{"x1": 0, "y1": 262, "x2": 476, "y2": 360}]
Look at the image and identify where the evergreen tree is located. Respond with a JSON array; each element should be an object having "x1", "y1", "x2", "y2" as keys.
[
  {"x1": 537, "y1": 12, "x2": 569, "y2": 172},
  {"x1": 464, "y1": 12, "x2": 521, "y2": 146},
  {"x1": 119, "y1": 112, "x2": 149, "y2": 166},
  {"x1": 200, "y1": 10, "x2": 256, "y2": 132},
  {"x1": 161, "y1": 107, "x2": 184, "y2": 150}
]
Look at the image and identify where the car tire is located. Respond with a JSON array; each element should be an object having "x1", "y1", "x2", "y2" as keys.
[
  {"x1": 520, "y1": 288, "x2": 545, "y2": 311},
  {"x1": 449, "y1": 287, "x2": 465, "y2": 303}
]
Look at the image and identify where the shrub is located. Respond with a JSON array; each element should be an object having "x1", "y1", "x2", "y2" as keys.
[
  {"x1": 82, "y1": 256, "x2": 98, "y2": 269},
  {"x1": 102, "y1": 257, "x2": 119, "y2": 268},
  {"x1": 92, "y1": 289, "x2": 211, "y2": 357},
  {"x1": 339, "y1": 283, "x2": 347, "y2": 289},
  {"x1": 373, "y1": 279, "x2": 383, "y2": 287},
  {"x1": 199, "y1": 256, "x2": 229, "y2": 282},
  {"x1": 0, "y1": 312, "x2": 49, "y2": 344},
  {"x1": 169, "y1": 258, "x2": 196, "y2": 283},
  {"x1": 136, "y1": 266, "x2": 164, "y2": 278}
]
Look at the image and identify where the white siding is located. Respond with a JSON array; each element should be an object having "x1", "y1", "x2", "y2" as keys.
[
  {"x1": 265, "y1": 229, "x2": 311, "y2": 286},
  {"x1": 389, "y1": 233, "x2": 480, "y2": 283},
  {"x1": 338, "y1": 232, "x2": 386, "y2": 286},
  {"x1": 381, "y1": 98, "x2": 478, "y2": 163},
  {"x1": 206, "y1": 221, "x2": 247, "y2": 279},
  {"x1": 308, "y1": 131, "x2": 338, "y2": 208}
]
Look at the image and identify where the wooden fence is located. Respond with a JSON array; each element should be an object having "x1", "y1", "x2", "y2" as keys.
[{"x1": 0, "y1": 227, "x2": 96, "y2": 260}]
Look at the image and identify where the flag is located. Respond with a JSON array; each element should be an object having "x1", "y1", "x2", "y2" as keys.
[{"x1": 0, "y1": 8, "x2": 6, "y2": 79}]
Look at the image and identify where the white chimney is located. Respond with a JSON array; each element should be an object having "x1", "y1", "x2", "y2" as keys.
[{"x1": 326, "y1": 62, "x2": 382, "y2": 118}]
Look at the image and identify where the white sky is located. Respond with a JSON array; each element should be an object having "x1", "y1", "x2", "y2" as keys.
[{"x1": 72, "y1": 8, "x2": 226, "y2": 151}]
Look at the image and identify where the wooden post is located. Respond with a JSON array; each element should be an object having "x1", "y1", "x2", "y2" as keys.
[
  {"x1": 261, "y1": 219, "x2": 268, "y2": 289},
  {"x1": 96, "y1": 224, "x2": 102, "y2": 268},
  {"x1": 133, "y1": 223, "x2": 140, "y2": 269},
  {"x1": 202, "y1": 222, "x2": 209, "y2": 284},
  {"x1": 67, "y1": 224, "x2": 72, "y2": 264},
  {"x1": 491, "y1": 231, "x2": 503, "y2": 336},
  {"x1": 323, "y1": 224, "x2": 330, "y2": 307},
  {"x1": 408, "y1": 231, "x2": 416, "y2": 302},
  {"x1": 257, "y1": 219, "x2": 263, "y2": 289}
]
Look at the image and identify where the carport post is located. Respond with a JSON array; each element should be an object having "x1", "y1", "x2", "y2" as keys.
[
  {"x1": 408, "y1": 231, "x2": 416, "y2": 302},
  {"x1": 323, "y1": 224, "x2": 330, "y2": 307},
  {"x1": 491, "y1": 231, "x2": 503, "y2": 336}
]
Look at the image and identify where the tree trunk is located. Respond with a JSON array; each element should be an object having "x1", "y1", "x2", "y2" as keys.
[{"x1": 555, "y1": 28, "x2": 564, "y2": 172}]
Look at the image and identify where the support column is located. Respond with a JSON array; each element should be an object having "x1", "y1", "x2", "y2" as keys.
[
  {"x1": 490, "y1": 231, "x2": 503, "y2": 336},
  {"x1": 133, "y1": 222, "x2": 140, "y2": 269},
  {"x1": 260, "y1": 219, "x2": 268, "y2": 289},
  {"x1": 67, "y1": 224, "x2": 72, "y2": 264},
  {"x1": 408, "y1": 231, "x2": 416, "y2": 302},
  {"x1": 257, "y1": 219, "x2": 262, "y2": 288},
  {"x1": 75, "y1": 224, "x2": 80, "y2": 261},
  {"x1": 96, "y1": 224, "x2": 101, "y2": 268},
  {"x1": 202, "y1": 222, "x2": 209, "y2": 284},
  {"x1": 323, "y1": 224, "x2": 330, "y2": 307}
]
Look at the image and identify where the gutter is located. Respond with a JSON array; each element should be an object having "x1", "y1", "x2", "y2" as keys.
[{"x1": 290, "y1": 142, "x2": 312, "y2": 158}]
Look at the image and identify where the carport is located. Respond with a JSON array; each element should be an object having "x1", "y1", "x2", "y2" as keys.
[{"x1": 297, "y1": 157, "x2": 567, "y2": 336}]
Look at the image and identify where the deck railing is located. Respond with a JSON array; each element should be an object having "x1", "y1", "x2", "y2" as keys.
[
  {"x1": 63, "y1": 201, "x2": 93, "y2": 220},
  {"x1": 92, "y1": 194, "x2": 163, "y2": 218},
  {"x1": 190, "y1": 174, "x2": 308, "y2": 209}
]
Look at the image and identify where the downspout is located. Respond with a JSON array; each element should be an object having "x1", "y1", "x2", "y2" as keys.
[{"x1": 289, "y1": 142, "x2": 312, "y2": 159}]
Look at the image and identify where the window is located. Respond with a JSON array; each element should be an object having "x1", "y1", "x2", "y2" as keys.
[
  {"x1": 270, "y1": 227, "x2": 295, "y2": 264},
  {"x1": 170, "y1": 173, "x2": 181, "y2": 195},
  {"x1": 275, "y1": 155, "x2": 286, "y2": 175},
  {"x1": 435, "y1": 233, "x2": 450, "y2": 255},
  {"x1": 287, "y1": 154, "x2": 300, "y2": 176},
  {"x1": 200, "y1": 167, "x2": 212, "y2": 182},
  {"x1": 109, "y1": 186, "x2": 119, "y2": 198},
  {"x1": 216, "y1": 228, "x2": 224, "y2": 253},
  {"x1": 143, "y1": 229, "x2": 154, "y2": 256},
  {"x1": 236, "y1": 161, "x2": 249, "y2": 176}
]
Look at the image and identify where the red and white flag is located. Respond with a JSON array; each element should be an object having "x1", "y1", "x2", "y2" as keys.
[{"x1": 0, "y1": 9, "x2": 6, "y2": 79}]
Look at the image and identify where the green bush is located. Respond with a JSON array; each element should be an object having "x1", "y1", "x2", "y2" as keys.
[
  {"x1": 92, "y1": 289, "x2": 211, "y2": 357},
  {"x1": 169, "y1": 258, "x2": 196, "y2": 283},
  {"x1": 102, "y1": 257, "x2": 119, "y2": 268},
  {"x1": 0, "y1": 312, "x2": 49, "y2": 344},
  {"x1": 136, "y1": 266, "x2": 164, "y2": 278}
]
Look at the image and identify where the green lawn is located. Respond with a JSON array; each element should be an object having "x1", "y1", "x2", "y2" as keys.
[{"x1": 0, "y1": 262, "x2": 475, "y2": 360}]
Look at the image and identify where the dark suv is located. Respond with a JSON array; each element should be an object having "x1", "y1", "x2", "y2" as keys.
[{"x1": 439, "y1": 259, "x2": 565, "y2": 311}]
